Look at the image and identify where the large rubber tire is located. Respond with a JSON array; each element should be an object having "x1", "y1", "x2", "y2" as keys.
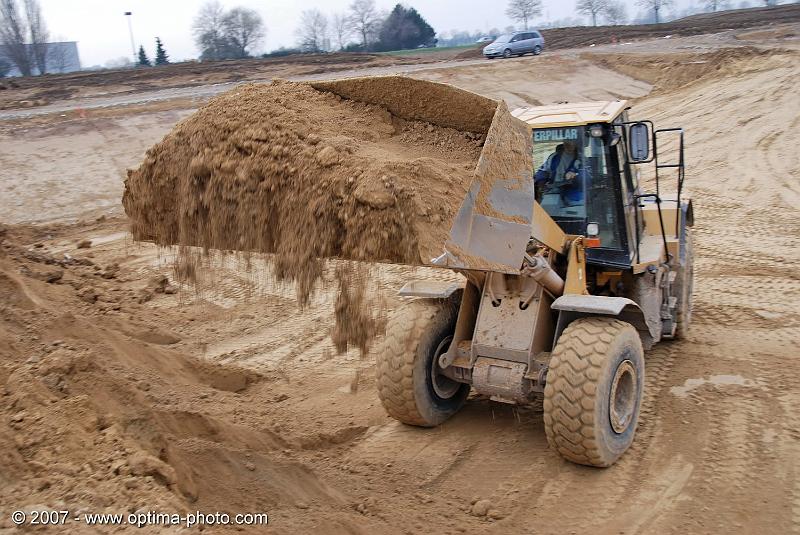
[
  {"x1": 674, "y1": 228, "x2": 694, "y2": 339},
  {"x1": 544, "y1": 317, "x2": 645, "y2": 467},
  {"x1": 533, "y1": 45, "x2": 542, "y2": 55},
  {"x1": 375, "y1": 297, "x2": 469, "y2": 427},
  {"x1": 503, "y1": 48, "x2": 512, "y2": 58}
]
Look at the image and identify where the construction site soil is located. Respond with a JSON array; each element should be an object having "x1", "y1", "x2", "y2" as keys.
[
  {"x1": 1, "y1": 24, "x2": 800, "y2": 535},
  {"x1": 0, "y1": 53, "x2": 426, "y2": 110},
  {"x1": 2, "y1": 4, "x2": 798, "y2": 111}
]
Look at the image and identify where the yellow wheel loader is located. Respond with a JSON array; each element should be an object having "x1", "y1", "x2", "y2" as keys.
[{"x1": 375, "y1": 99, "x2": 694, "y2": 468}]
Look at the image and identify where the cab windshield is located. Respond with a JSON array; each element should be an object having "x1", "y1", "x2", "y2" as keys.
[
  {"x1": 532, "y1": 126, "x2": 623, "y2": 249},
  {"x1": 494, "y1": 34, "x2": 512, "y2": 43}
]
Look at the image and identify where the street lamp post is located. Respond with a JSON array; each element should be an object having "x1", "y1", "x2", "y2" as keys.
[{"x1": 124, "y1": 11, "x2": 136, "y2": 64}]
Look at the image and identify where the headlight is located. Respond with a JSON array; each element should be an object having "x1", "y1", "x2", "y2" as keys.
[{"x1": 586, "y1": 223, "x2": 599, "y2": 237}]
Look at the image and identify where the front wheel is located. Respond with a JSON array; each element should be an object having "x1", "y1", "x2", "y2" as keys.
[
  {"x1": 502, "y1": 48, "x2": 512, "y2": 58},
  {"x1": 375, "y1": 296, "x2": 469, "y2": 427},
  {"x1": 544, "y1": 317, "x2": 645, "y2": 467}
]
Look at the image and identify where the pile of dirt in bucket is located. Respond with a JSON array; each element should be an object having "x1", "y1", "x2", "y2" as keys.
[{"x1": 122, "y1": 76, "x2": 532, "y2": 352}]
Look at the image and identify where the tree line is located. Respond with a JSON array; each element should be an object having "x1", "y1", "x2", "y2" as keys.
[
  {"x1": 192, "y1": 0, "x2": 436, "y2": 59},
  {"x1": 505, "y1": 0, "x2": 778, "y2": 29}
]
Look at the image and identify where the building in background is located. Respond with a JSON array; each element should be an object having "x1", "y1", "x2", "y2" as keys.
[{"x1": 0, "y1": 41, "x2": 81, "y2": 77}]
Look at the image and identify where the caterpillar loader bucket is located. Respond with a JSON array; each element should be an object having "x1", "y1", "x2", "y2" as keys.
[{"x1": 310, "y1": 76, "x2": 538, "y2": 272}]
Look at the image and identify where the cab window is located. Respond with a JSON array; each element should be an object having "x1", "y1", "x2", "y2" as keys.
[
  {"x1": 533, "y1": 127, "x2": 586, "y2": 222},
  {"x1": 532, "y1": 126, "x2": 624, "y2": 250}
]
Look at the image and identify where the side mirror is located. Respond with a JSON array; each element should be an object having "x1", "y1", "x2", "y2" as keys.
[{"x1": 629, "y1": 122, "x2": 651, "y2": 162}]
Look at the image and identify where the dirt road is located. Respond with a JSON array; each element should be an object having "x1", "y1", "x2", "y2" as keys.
[{"x1": 1, "y1": 30, "x2": 799, "y2": 535}]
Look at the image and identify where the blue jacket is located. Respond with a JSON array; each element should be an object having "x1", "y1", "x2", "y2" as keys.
[{"x1": 535, "y1": 151, "x2": 584, "y2": 204}]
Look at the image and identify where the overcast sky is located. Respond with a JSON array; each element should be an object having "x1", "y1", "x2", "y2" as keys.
[{"x1": 41, "y1": 0, "x2": 726, "y2": 66}]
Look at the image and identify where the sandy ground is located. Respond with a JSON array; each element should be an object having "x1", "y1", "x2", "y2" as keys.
[{"x1": 1, "y1": 27, "x2": 800, "y2": 535}]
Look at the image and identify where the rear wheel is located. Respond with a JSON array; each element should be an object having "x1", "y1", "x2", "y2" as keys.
[
  {"x1": 533, "y1": 45, "x2": 542, "y2": 55},
  {"x1": 503, "y1": 48, "x2": 512, "y2": 58},
  {"x1": 543, "y1": 317, "x2": 644, "y2": 467},
  {"x1": 674, "y1": 228, "x2": 694, "y2": 339},
  {"x1": 375, "y1": 295, "x2": 469, "y2": 427}
]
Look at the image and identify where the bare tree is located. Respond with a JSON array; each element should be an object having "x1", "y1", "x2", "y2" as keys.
[
  {"x1": 297, "y1": 9, "x2": 328, "y2": 52},
  {"x1": 222, "y1": 7, "x2": 265, "y2": 58},
  {"x1": 348, "y1": 0, "x2": 379, "y2": 49},
  {"x1": 505, "y1": 0, "x2": 543, "y2": 30},
  {"x1": 576, "y1": 0, "x2": 608, "y2": 26},
  {"x1": 192, "y1": 1, "x2": 229, "y2": 60},
  {"x1": 0, "y1": 0, "x2": 32, "y2": 75},
  {"x1": 603, "y1": 0, "x2": 628, "y2": 24},
  {"x1": 24, "y1": 0, "x2": 46, "y2": 73},
  {"x1": 636, "y1": 0, "x2": 673, "y2": 23},
  {"x1": 331, "y1": 12, "x2": 351, "y2": 50}
]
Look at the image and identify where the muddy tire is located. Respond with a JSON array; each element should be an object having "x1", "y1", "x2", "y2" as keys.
[
  {"x1": 674, "y1": 228, "x2": 694, "y2": 339},
  {"x1": 543, "y1": 317, "x2": 644, "y2": 467},
  {"x1": 375, "y1": 296, "x2": 469, "y2": 427}
]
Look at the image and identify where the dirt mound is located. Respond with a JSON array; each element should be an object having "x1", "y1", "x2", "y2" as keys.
[
  {"x1": 123, "y1": 76, "x2": 531, "y2": 353},
  {"x1": 588, "y1": 46, "x2": 783, "y2": 94},
  {"x1": 0, "y1": 225, "x2": 345, "y2": 524}
]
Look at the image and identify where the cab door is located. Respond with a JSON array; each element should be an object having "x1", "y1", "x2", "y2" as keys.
[{"x1": 613, "y1": 118, "x2": 643, "y2": 263}]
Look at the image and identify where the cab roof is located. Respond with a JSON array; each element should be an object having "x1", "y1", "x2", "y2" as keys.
[{"x1": 511, "y1": 100, "x2": 628, "y2": 129}]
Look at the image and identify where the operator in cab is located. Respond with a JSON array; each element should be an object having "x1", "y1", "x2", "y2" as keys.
[{"x1": 534, "y1": 140, "x2": 584, "y2": 206}]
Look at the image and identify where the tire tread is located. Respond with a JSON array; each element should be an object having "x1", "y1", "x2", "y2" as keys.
[
  {"x1": 543, "y1": 317, "x2": 639, "y2": 467},
  {"x1": 375, "y1": 299, "x2": 457, "y2": 426}
]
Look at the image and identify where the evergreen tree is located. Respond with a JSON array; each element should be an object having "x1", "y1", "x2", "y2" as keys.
[
  {"x1": 154, "y1": 37, "x2": 169, "y2": 65},
  {"x1": 375, "y1": 4, "x2": 435, "y2": 52},
  {"x1": 137, "y1": 45, "x2": 151, "y2": 66}
]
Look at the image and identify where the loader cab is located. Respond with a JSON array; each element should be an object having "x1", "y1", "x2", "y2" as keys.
[
  {"x1": 530, "y1": 123, "x2": 632, "y2": 268},
  {"x1": 533, "y1": 124, "x2": 624, "y2": 234},
  {"x1": 514, "y1": 101, "x2": 662, "y2": 270}
]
